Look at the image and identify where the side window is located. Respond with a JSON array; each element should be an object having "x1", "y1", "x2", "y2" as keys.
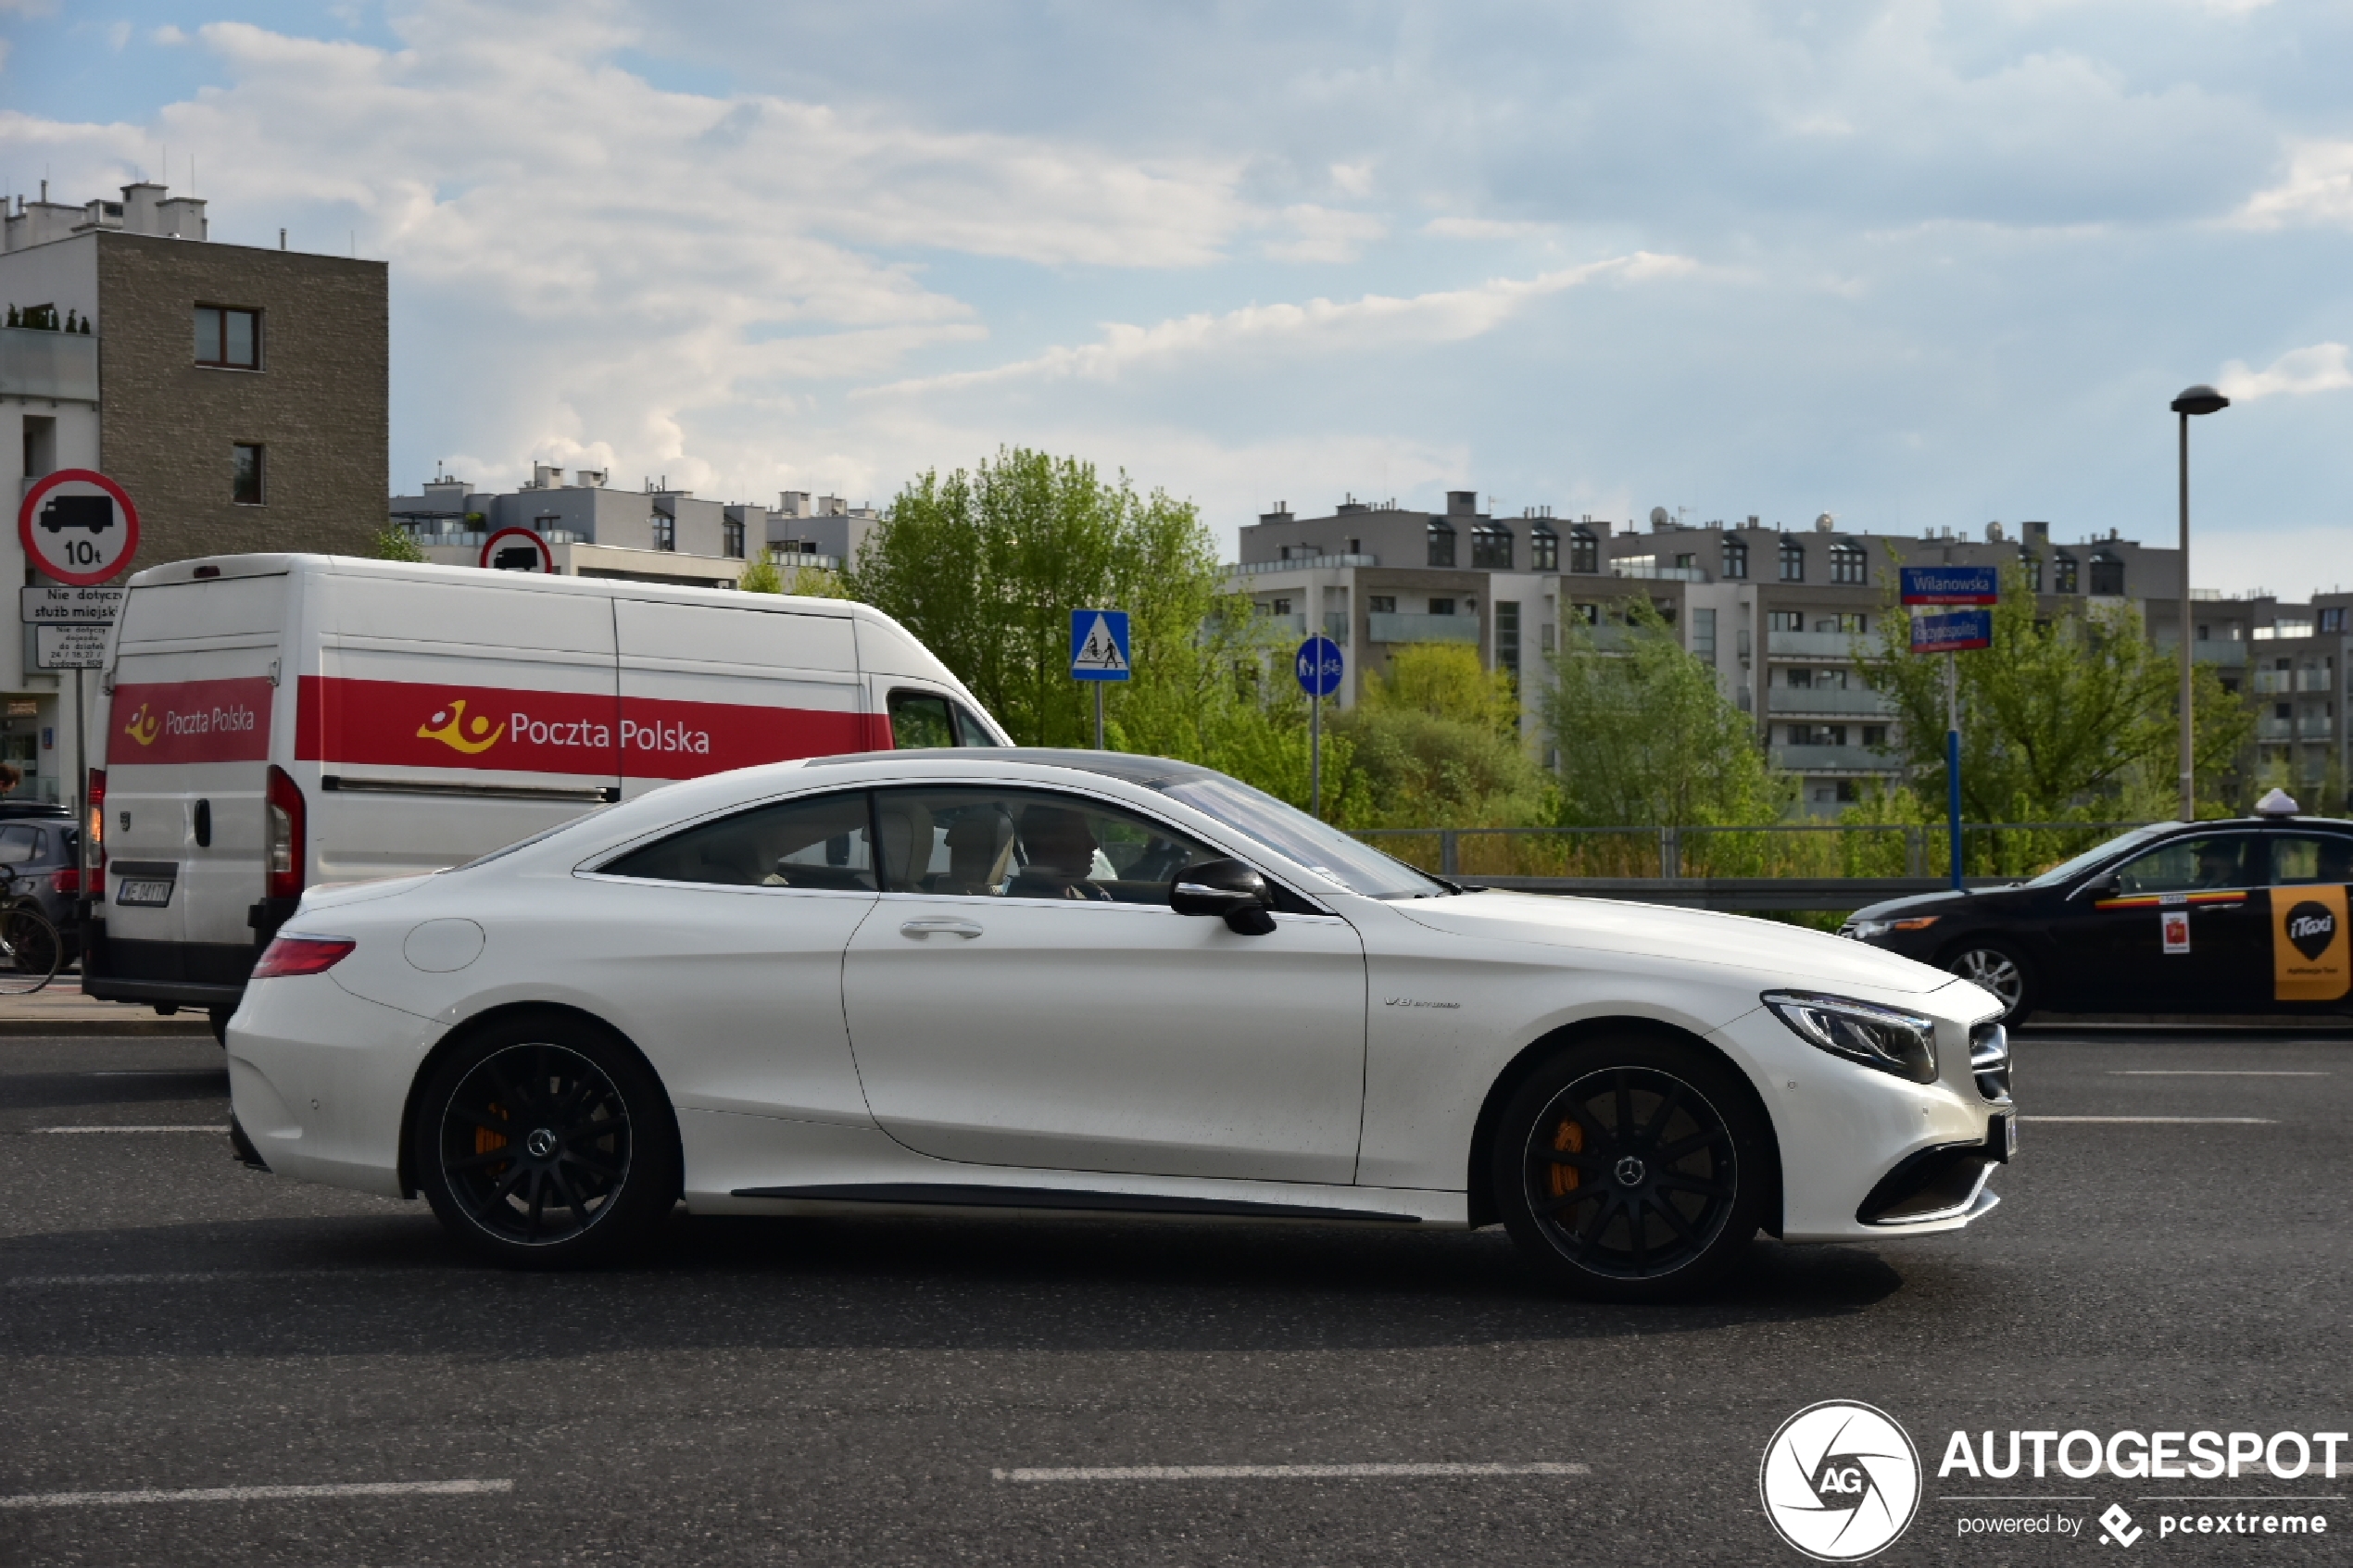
[
  {"x1": 2112, "y1": 835, "x2": 2255, "y2": 896},
  {"x1": 951, "y1": 703, "x2": 997, "y2": 747},
  {"x1": 887, "y1": 690, "x2": 956, "y2": 749},
  {"x1": 2270, "y1": 835, "x2": 2353, "y2": 885},
  {"x1": 0, "y1": 826, "x2": 38, "y2": 865},
  {"x1": 873, "y1": 787, "x2": 1220, "y2": 906},
  {"x1": 601, "y1": 790, "x2": 875, "y2": 891}
]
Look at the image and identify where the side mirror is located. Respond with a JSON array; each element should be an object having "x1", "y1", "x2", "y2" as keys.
[{"x1": 1172, "y1": 858, "x2": 1277, "y2": 935}]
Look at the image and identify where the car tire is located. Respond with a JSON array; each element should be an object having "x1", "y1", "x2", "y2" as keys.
[
  {"x1": 1942, "y1": 939, "x2": 2032, "y2": 1027},
  {"x1": 1491, "y1": 1035, "x2": 1769, "y2": 1303},
  {"x1": 413, "y1": 1013, "x2": 679, "y2": 1269}
]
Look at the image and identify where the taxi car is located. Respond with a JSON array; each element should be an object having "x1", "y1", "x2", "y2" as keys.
[
  {"x1": 225, "y1": 750, "x2": 2014, "y2": 1302},
  {"x1": 1841, "y1": 793, "x2": 2352, "y2": 1025}
]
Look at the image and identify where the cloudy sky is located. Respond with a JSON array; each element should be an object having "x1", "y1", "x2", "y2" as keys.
[{"x1": 5, "y1": 0, "x2": 2351, "y2": 593}]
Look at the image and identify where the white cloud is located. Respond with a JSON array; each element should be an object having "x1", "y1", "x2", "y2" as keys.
[
  {"x1": 1264, "y1": 204, "x2": 1387, "y2": 263},
  {"x1": 1421, "y1": 216, "x2": 1557, "y2": 242},
  {"x1": 862, "y1": 252, "x2": 1696, "y2": 397},
  {"x1": 2233, "y1": 140, "x2": 2353, "y2": 229},
  {"x1": 2217, "y1": 343, "x2": 2353, "y2": 403},
  {"x1": 150, "y1": 23, "x2": 188, "y2": 44},
  {"x1": 107, "y1": 19, "x2": 129, "y2": 50}
]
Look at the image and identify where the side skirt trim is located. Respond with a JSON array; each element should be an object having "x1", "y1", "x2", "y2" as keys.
[{"x1": 730, "y1": 1182, "x2": 1420, "y2": 1223}]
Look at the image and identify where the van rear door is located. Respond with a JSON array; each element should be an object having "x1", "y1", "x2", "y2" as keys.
[
  {"x1": 103, "y1": 573, "x2": 287, "y2": 994},
  {"x1": 303, "y1": 571, "x2": 622, "y2": 880},
  {"x1": 613, "y1": 599, "x2": 885, "y2": 796}
]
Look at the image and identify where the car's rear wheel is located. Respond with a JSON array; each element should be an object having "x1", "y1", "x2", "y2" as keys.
[
  {"x1": 1944, "y1": 940, "x2": 2032, "y2": 1026},
  {"x1": 414, "y1": 1015, "x2": 678, "y2": 1268},
  {"x1": 1492, "y1": 1036, "x2": 1768, "y2": 1302}
]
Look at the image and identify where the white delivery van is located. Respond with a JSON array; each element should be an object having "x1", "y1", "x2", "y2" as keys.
[{"x1": 82, "y1": 554, "x2": 1007, "y2": 1026}]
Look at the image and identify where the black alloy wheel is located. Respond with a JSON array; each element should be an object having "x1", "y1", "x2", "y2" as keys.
[
  {"x1": 415, "y1": 1017, "x2": 678, "y2": 1267},
  {"x1": 1494, "y1": 1038, "x2": 1767, "y2": 1302},
  {"x1": 1944, "y1": 941, "x2": 2032, "y2": 1026}
]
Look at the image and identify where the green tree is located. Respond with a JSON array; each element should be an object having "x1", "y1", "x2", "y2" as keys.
[
  {"x1": 1331, "y1": 644, "x2": 1552, "y2": 828},
  {"x1": 1541, "y1": 605, "x2": 1789, "y2": 828},
  {"x1": 370, "y1": 524, "x2": 427, "y2": 563}
]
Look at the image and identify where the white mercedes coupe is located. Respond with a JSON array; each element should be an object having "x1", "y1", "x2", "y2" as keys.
[{"x1": 226, "y1": 749, "x2": 2015, "y2": 1301}]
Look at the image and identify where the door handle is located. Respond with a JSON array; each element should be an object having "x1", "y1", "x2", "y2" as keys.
[{"x1": 900, "y1": 917, "x2": 984, "y2": 939}]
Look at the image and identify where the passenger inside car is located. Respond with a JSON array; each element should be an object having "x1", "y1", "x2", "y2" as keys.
[{"x1": 1008, "y1": 805, "x2": 1114, "y2": 901}]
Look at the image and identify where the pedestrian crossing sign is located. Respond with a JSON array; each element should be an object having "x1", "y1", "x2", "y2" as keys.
[{"x1": 1070, "y1": 609, "x2": 1131, "y2": 682}]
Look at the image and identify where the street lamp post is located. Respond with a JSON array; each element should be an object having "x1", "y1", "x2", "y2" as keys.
[{"x1": 2171, "y1": 383, "x2": 2229, "y2": 822}]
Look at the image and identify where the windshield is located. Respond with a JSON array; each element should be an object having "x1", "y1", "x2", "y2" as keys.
[
  {"x1": 1153, "y1": 775, "x2": 1451, "y2": 898},
  {"x1": 2023, "y1": 822, "x2": 2180, "y2": 888}
]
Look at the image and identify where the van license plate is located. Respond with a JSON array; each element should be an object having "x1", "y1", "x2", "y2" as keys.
[{"x1": 116, "y1": 879, "x2": 174, "y2": 908}]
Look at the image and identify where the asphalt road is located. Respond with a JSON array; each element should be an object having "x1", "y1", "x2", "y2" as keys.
[{"x1": 1, "y1": 1025, "x2": 2348, "y2": 1567}]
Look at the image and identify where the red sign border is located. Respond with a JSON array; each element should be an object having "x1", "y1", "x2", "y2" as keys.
[
  {"x1": 477, "y1": 527, "x2": 555, "y2": 574},
  {"x1": 17, "y1": 468, "x2": 141, "y2": 586}
]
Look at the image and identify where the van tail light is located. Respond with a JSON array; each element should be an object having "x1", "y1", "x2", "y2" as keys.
[
  {"x1": 251, "y1": 934, "x2": 354, "y2": 979},
  {"x1": 50, "y1": 867, "x2": 81, "y2": 896},
  {"x1": 86, "y1": 767, "x2": 106, "y2": 884},
  {"x1": 265, "y1": 766, "x2": 306, "y2": 900}
]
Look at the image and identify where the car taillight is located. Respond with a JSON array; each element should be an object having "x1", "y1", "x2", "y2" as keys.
[
  {"x1": 50, "y1": 867, "x2": 80, "y2": 896},
  {"x1": 250, "y1": 934, "x2": 355, "y2": 979},
  {"x1": 86, "y1": 767, "x2": 106, "y2": 884},
  {"x1": 266, "y1": 765, "x2": 305, "y2": 900}
]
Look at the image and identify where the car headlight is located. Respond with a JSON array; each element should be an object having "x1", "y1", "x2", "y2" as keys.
[
  {"x1": 1839, "y1": 915, "x2": 1938, "y2": 943},
  {"x1": 1763, "y1": 991, "x2": 1939, "y2": 1084}
]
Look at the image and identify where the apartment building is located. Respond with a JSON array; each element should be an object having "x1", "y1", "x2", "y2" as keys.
[
  {"x1": 390, "y1": 467, "x2": 879, "y2": 587},
  {"x1": 2, "y1": 180, "x2": 385, "y2": 803},
  {"x1": 1234, "y1": 497, "x2": 2233, "y2": 812}
]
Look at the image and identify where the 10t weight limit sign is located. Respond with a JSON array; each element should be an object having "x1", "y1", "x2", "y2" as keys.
[{"x1": 18, "y1": 469, "x2": 142, "y2": 585}]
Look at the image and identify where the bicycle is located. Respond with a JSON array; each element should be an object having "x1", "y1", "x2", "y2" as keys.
[{"x1": 0, "y1": 869, "x2": 62, "y2": 995}]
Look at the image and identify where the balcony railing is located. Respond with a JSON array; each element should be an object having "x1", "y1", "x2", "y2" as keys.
[
  {"x1": 1368, "y1": 611, "x2": 1478, "y2": 645},
  {"x1": 1228, "y1": 553, "x2": 1378, "y2": 575},
  {"x1": 1765, "y1": 686, "x2": 1895, "y2": 718},
  {"x1": 2301, "y1": 714, "x2": 2335, "y2": 739},
  {"x1": 2255, "y1": 668, "x2": 2334, "y2": 694},
  {"x1": 1769, "y1": 744, "x2": 1902, "y2": 772},
  {"x1": 1611, "y1": 560, "x2": 1710, "y2": 583},
  {"x1": 2157, "y1": 637, "x2": 2249, "y2": 667},
  {"x1": 1766, "y1": 630, "x2": 1869, "y2": 659},
  {"x1": 0, "y1": 327, "x2": 98, "y2": 402}
]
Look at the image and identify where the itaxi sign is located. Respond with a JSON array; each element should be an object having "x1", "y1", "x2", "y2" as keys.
[{"x1": 106, "y1": 676, "x2": 890, "y2": 776}]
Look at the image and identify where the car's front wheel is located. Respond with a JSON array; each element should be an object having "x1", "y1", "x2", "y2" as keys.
[
  {"x1": 1492, "y1": 1036, "x2": 1768, "y2": 1302},
  {"x1": 1944, "y1": 940, "x2": 2032, "y2": 1026},
  {"x1": 414, "y1": 1014, "x2": 678, "y2": 1268}
]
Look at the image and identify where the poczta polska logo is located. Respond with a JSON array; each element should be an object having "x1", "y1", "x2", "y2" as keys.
[{"x1": 1760, "y1": 1401, "x2": 1923, "y2": 1561}]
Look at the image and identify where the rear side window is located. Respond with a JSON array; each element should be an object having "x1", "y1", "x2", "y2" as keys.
[
  {"x1": 601, "y1": 790, "x2": 875, "y2": 891},
  {"x1": 2270, "y1": 835, "x2": 2353, "y2": 884},
  {"x1": 0, "y1": 826, "x2": 38, "y2": 864}
]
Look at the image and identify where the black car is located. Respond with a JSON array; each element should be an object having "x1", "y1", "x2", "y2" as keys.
[
  {"x1": 1842, "y1": 806, "x2": 2353, "y2": 1024},
  {"x1": 0, "y1": 804, "x2": 82, "y2": 961}
]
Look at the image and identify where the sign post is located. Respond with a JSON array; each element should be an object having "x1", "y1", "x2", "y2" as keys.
[
  {"x1": 1901, "y1": 567, "x2": 1998, "y2": 892},
  {"x1": 18, "y1": 470, "x2": 140, "y2": 831},
  {"x1": 1070, "y1": 609, "x2": 1130, "y2": 748},
  {"x1": 1294, "y1": 634, "x2": 1344, "y2": 818}
]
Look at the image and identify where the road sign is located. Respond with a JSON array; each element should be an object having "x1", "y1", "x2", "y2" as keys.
[
  {"x1": 1911, "y1": 608, "x2": 1992, "y2": 654},
  {"x1": 1900, "y1": 566, "x2": 1998, "y2": 606},
  {"x1": 1070, "y1": 609, "x2": 1131, "y2": 682},
  {"x1": 479, "y1": 527, "x2": 555, "y2": 573},
  {"x1": 18, "y1": 469, "x2": 140, "y2": 586},
  {"x1": 1294, "y1": 635, "x2": 1344, "y2": 697},
  {"x1": 33, "y1": 623, "x2": 108, "y2": 670},
  {"x1": 20, "y1": 585, "x2": 125, "y2": 625}
]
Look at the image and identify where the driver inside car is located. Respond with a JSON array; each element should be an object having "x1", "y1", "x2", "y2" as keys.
[{"x1": 1009, "y1": 804, "x2": 1113, "y2": 901}]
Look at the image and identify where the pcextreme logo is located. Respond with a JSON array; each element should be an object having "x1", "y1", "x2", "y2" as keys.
[
  {"x1": 417, "y1": 699, "x2": 506, "y2": 756},
  {"x1": 1760, "y1": 1401, "x2": 1923, "y2": 1561},
  {"x1": 121, "y1": 703, "x2": 159, "y2": 747}
]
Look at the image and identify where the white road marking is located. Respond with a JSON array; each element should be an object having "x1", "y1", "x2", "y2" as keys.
[
  {"x1": 31, "y1": 1125, "x2": 228, "y2": 1135},
  {"x1": 2108, "y1": 1071, "x2": 2329, "y2": 1077},
  {"x1": 2, "y1": 1268, "x2": 422, "y2": 1288},
  {"x1": 0, "y1": 1479, "x2": 513, "y2": 1510},
  {"x1": 87, "y1": 1070, "x2": 225, "y2": 1077},
  {"x1": 2019, "y1": 1115, "x2": 2277, "y2": 1124},
  {"x1": 994, "y1": 1463, "x2": 1589, "y2": 1482}
]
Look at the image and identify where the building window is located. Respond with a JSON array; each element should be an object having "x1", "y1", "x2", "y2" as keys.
[
  {"x1": 1368, "y1": 596, "x2": 1396, "y2": 615},
  {"x1": 1427, "y1": 519, "x2": 1456, "y2": 568},
  {"x1": 1270, "y1": 597, "x2": 1292, "y2": 616},
  {"x1": 195, "y1": 306, "x2": 261, "y2": 370},
  {"x1": 1779, "y1": 538, "x2": 1806, "y2": 582},
  {"x1": 1529, "y1": 523, "x2": 1558, "y2": 572},
  {"x1": 1570, "y1": 602, "x2": 1600, "y2": 625},
  {"x1": 231, "y1": 443, "x2": 265, "y2": 506},
  {"x1": 724, "y1": 518, "x2": 746, "y2": 558},
  {"x1": 2054, "y1": 553, "x2": 2079, "y2": 594},
  {"x1": 2022, "y1": 554, "x2": 2043, "y2": 593},
  {"x1": 2088, "y1": 550, "x2": 2124, "y2": 596},
  {"x1": 2322, "y1": 608, "x2": 2347, "y2": 634},
  {"x1": 651, "y1": 514, "x2": 675, "y2": 551},
  {"x1": 1428, "y1": 598, "x2": 1456, "y2": 617},
  {"x1": 1471, "y1": 522, "x2": 1514, "y2": 570},
  {"x1": 1722, "y1": 536, "x2": 1749, "y2": 579},
  {"x1": 1495, "y1": 601, "x2": 1521, "y2": 678},
  {"x1": 1830, "y1": 542, "x2": 1867, "y2": 584},
  {"x1": 1568, "y1": 527, "x2": 1598, "y2": 574},
  {"x1": 1815, "y1": 613, "x2": 1867, "y2": 634},
  {"x1": 1692, "y1": 607, "x2": 1717, "y2": 664},
  {"x1": 1768, "y1": 610, "x2": 1804, "y2": 633}
]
